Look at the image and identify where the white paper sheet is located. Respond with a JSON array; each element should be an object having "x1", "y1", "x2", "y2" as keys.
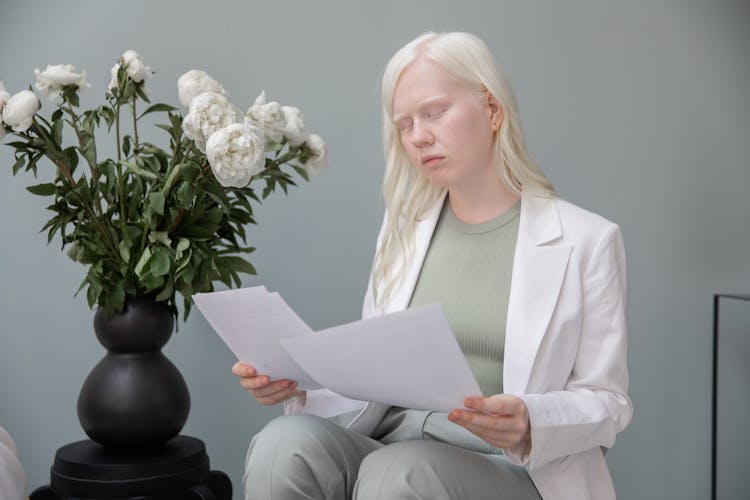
[
  {"x1": 280, "y1": 303, "x2": 483, "y2": 412},
  {"x1": 193, "y1": 287, "x2": 322, "y2": 390},
  {"x1": 194, "y1": 287, "x2": 483, "y2": 412}
]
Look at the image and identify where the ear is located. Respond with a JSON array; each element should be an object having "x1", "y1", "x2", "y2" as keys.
[{"x1": 486, "y1": 91, "x2": 504, "y2": 132}]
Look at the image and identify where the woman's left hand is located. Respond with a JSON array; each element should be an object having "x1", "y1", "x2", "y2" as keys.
[{"x1": 448, "y1": 394, "x2": 531, "y2": 449}]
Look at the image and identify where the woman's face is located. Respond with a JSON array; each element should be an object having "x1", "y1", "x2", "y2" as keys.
[{"x1": 392, "y1": 57, "x2": 500, "y2": 191}]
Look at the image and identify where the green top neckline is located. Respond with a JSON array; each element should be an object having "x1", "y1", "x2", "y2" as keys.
[{"x1": 442, "y1": 200, "x2": 521, "y2": 235}]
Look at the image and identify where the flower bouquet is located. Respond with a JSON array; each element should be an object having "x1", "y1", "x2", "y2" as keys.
[{"x1": 1, "y1": 50, "x2": 327, "y2": 321}]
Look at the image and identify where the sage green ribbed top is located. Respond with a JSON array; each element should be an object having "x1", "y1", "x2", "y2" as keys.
[{"x1": 409, "y1": 199, "x2": 520, "y2": 397}]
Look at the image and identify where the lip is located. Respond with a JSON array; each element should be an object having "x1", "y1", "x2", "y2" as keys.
[{"x1": 421, "y1": 155, "x2": 445, "y2": 167}]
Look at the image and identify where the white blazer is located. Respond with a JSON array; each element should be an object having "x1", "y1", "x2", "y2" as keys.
[{"x1": 301, "y1": 193, "x2": 633, "y2": 500}]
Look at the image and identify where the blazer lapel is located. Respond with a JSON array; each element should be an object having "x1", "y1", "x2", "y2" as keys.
[
  {"x1": 385, "y1": 192, "x2": 447, "y2": 314},
  {"x1": 504, "y1": 196, "x2": 572, "y2": 394}
]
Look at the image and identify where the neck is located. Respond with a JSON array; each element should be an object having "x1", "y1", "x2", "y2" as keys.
[{"x1": 447, "y1": 174, "x2": 519, "y2": 224}]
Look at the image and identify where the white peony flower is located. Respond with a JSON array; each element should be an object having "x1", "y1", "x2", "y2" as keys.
[
  {"x1": 2, "y1": 90, "x2": 41, "y2": 133},
  {"x1": 182, "y1": 92, "x2": 242, "y2": 153},
  {"x1": 107, "y1": 63, "x2": 120, "y2": 91},
  {"x1": 0, "y1": 82, "x2": 10, "y2": 140},
  {"x1": 245, "y1": 91, "x2": 286, "y2": 144},
  {"x1": 206, "y1": 123, "x2": 266, "y2": 188},
  {"x1": 108, "y1": 50, "x2": 152, "y2": 92},
  {"x1": 121, "y1": 50, "x2": 152, "y2": 83},
  {"x1": 34, "y1": 64, "x2": 91, "y2": 99},
  {"x1": 302, "y1": 133, "x2": 328, "y2": 177},
  {"x1": 177, "y1": 70, "x2": 228, "y2": 108},
  {"x1": 281, "y1": 105, "x2": 308, "y2": 146}
]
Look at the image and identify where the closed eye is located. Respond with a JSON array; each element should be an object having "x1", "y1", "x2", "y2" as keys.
[
  {"x1": 427, "y1": 107, "x2": 447, "y2": 119},
  {"x1": 396, "y1": 120, "x2": 413, "y2": 133}
]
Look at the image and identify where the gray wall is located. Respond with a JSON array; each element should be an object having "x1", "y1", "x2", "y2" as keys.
[{"x1": 1, "y1": 1, "x2": 748, "y2": 498}]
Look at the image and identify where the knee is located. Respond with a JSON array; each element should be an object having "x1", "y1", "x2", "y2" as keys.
[
  {"x1": 243, "y1": 414, "x2": 354, "y2": 500},
  {"x1": 246, "y1": 413, "x2": 331, "y2": 467},
  {"x1": 355, "y1": 442, "x2": 442, "y2": 499}
]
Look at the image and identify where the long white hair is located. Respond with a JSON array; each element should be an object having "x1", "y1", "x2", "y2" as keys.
[{"x1": 372, "y1": 31, "x2": 555, "y2": 310}]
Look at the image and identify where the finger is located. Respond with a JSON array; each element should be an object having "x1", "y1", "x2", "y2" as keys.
[
  {"x1": 449, "y1": 409, "x2": 526, "y2": 433},
  {"x1": 231, "y1": 362, "x2": 256, "y2": 377},
  {"x1": 250, "y1": 380, "x2": 297, "y2": 399},
  {"x1": 238, "y1": 375, "x2": 273, "y2": 391},
  {"x1": 464, "y1": 394, "x2": 523, "y2": 415},
  {"x1": 256, "y1": 386, "x2": 299, "y2": 406},
  {"x1": 250, "y1": 379, "x2": 295, "y2": 397},
  {"x1": 461, "y1": 424, "x2": 523, "y2": 448}
]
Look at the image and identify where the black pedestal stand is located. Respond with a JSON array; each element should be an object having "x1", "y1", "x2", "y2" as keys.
[{"x1": 29, "y1": 436, "x2": 231, "y2": 500}]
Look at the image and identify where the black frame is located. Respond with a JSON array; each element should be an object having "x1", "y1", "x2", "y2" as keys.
[{"x1": 711, "y1": 293, "x2": 750, "y2": 500}]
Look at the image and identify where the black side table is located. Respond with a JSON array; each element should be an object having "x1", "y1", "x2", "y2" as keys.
[
  {"x1": 29, "y1": 435, "x2": 231, "y2": 499},
  {"x1": 712, "y1": 293, "x2": 750, "y2": 500}
]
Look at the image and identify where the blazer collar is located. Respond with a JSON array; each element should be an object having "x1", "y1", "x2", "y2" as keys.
[{"x1": 384, "y1": 191, "x2": 447, "y2": 314}]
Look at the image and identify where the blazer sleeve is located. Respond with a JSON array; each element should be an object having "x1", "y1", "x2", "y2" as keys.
[
  {"x1": 0, "y1": 426, "x2": 26, "y2": 500},
  {"x1": 504, "y1": 224, "x2": 633, "y2": 469}
]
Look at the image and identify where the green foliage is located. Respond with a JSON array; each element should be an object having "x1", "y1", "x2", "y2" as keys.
[{"x1": 3, "y1": 69, "x2": 312, "y2": 323}]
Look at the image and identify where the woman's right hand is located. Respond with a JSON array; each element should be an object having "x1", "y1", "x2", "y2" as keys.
[{"x1": 231, "y1": 362, "x2": 306, "y2": 406}]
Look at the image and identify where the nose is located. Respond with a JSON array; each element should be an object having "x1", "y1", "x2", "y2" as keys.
[{"x1": 409, "y1": 120, "x2": 433, "y2": 147}]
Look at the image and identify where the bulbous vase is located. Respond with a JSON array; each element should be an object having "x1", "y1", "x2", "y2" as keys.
[{"x1": 77, "y1": 296, "x2": 190, "y2": 451}]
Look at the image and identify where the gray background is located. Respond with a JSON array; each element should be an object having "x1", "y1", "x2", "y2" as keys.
[{"x1": 1, "y1": 1, "x2": 748, "y2": 498}]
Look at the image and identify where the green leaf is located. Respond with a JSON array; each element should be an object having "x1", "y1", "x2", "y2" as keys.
[
  {"x1": 135, "y1": 84, "x2": 151, "y2": 103},
  {"x1": 122, "y1": 160, "x2": 158, "y2": 179},
  {"x1": 150, "y1": 247, "x2": 171, "y2": 277},
  {"x1": 149, "y1": 191, "x2": 165, "y2": 215},
  {"x1": 121, "y1": 79, "x2": 135, "y2": 101},
  {"x1": 26, "y1": 183, "x2": 57, "y2": 196},
  {"x1": 176, "y1": 181, "x2": 194, "y2": 208},
  {"x1": 149, "y1": 231, "x2": 171, "y2": 247},
  {"x1": 52, "y1": 118, "x2": 64, "y2": 145},
  {"x1": 118, "y1": 239, "x2": 131, "y2": 263},
  {"x1": 175, "y1": 238, "x2": 190, "y2": 258},
  {"x1": 122, "y1": 135, "x2": 132, "y2": 157},
  {"x1": 138, "y1": 103, "x2": 176, "y2": 119},
  {"x1": 215, "y1": 255, "x2": 257, "y2": 276},
  {"x1": 79, "y1": 133, "x2": 97, "y2": 167},
  {"x1": 62, "y1": 86, "x2": 80, "y2": 107},
  {"x1": 66, "y1": 243, "x2": 84, "y2": 262},
  {"x1": 134, "y1": 246, "x2": 153, "y2": 278},
  {"x1": 180, "y1": 224, "x2": 214, "y2": 240},
  {"x1": 155, "y1": 279, "x2": 174, "y2": 302},
  {"x1": 180, "y1": 162, "x2": 203, "y2": 182}
]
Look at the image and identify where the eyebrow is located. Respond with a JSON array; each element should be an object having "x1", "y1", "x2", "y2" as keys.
[{"x1": 393, "y1": 95, "x2": 449, "y2": 122}]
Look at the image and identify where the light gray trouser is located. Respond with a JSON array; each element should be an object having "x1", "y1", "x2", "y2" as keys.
[{"x1": 243, "y1": 411, "x2": 541, "y2": 500}]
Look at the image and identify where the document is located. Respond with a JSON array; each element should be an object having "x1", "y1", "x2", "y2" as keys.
[{"x1": 194, "y1": 286, "x2": 482, "y2": 413}]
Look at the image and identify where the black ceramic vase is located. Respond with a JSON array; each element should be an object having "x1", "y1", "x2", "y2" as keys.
[{"x1": 77, "y1": 296, "x2": 190, "y2": 451}]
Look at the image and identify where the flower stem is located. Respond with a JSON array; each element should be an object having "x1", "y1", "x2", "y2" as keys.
[
  {"x1": 132, "y1": 95, "x2": 139, "y2": 152},
  {"x1": 114, "y1": 102, "x2": 126, "y2": 226},
  {"x1": 167, "y1": 208, "x2": 186, "y2": 235}
]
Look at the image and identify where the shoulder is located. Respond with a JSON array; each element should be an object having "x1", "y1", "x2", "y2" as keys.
[
  {"x1": 555, "y1": 198, "x2": 618, "y2": 233},
  {"x1": 522, "y1": 195, "x2": 622, "y2": 240},
  {"x1": 521, "y1": 195, "x2": 624, "y2": 268}
]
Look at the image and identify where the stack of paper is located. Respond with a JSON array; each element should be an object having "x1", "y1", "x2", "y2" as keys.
[{"x1": 193, "y1": 286, "x2": 482, "y2": 412}]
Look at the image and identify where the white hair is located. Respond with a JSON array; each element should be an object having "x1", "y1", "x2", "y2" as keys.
[{"x1": 372, "y1": 31, "x2": 556, "y2": 310}]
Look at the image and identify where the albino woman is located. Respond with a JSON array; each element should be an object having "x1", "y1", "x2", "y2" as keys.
[{"x1": 234, "y1": 31, "x2": 632, "y2": 500}]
